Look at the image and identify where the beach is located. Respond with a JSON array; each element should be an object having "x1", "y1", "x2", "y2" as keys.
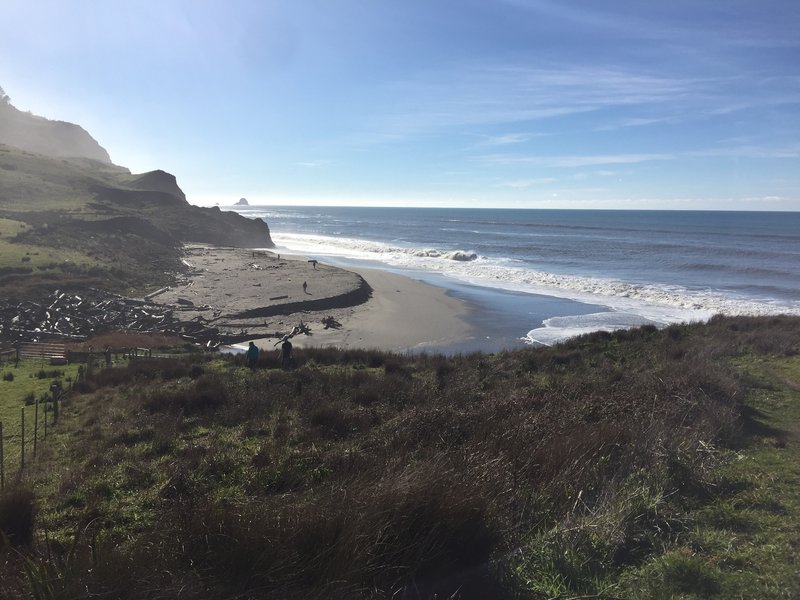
[{"x1": 151, "y1": 244, "x2": 474, "y2": 353}]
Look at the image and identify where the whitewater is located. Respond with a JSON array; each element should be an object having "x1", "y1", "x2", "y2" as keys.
[{"x1": 230, "y1": 206, "x2": 800, "y2": 348}]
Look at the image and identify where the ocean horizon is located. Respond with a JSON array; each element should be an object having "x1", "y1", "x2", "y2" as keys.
[{"x1": 228, "y1": 206, "x2": 800, "y2": 351}]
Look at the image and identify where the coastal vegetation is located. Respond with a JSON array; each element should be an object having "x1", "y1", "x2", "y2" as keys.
[
  {"x1": 0, "y1": 143, "x2": 273, "y2": 300},
  {"x1": 0, "y1": 315, "x2": 798, "y2": 598}
]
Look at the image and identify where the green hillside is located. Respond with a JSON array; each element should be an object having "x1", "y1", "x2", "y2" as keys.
[
  {"x1": 1, "y1": 316, "x2": 798, "y2": 598},
  {"x1": 0, "y1": 144, "x2": 273, "y2": 300}
]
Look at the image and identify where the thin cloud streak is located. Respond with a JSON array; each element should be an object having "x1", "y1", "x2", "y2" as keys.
[
  {"x1": 478, "y1": 133, "x2": 535, "y2": 146},
  {"x1": 479, "y1": 153, "x2": 674, "y2": 168},
  {"x1": 497, "y1": 177, "x2": 558, "y2": 189},
  {"x1": 351, "y1": 64, "x2": 778, "y2": 145},
  {"x1": 295, "y1": 160, "x2": 333, "y2": 168}
]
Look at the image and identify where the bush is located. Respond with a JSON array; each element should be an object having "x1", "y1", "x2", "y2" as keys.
[
  {"x1": 0, "y1": 486, "x2": 36, "y2": 547},
  {"x1": 36, "y1": 369, "x2": 63, "y2": 379},
  {"x1": 8, "y1": 315, "x2": 798, "y2": 598},
  {"x1": 2, "y1": 372, "x2": 12, "y2": 382},
  {"x1": 144, "y1": 375, "x2": 228, "y2": 415}
]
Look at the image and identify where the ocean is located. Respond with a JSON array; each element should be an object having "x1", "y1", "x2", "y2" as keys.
[{"x1": 230, "y1": 206, "x2": 800, "y2": 351}]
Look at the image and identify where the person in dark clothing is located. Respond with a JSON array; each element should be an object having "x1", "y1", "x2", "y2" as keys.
[
  {"x1": 246, "y1": 341, "x2": 260, "y2": 369},
  {"x1": 104, "y1": 345, "x2": 112, "y2": 368},
  {"x1": 279, "y1": 336, "x2": 294, "y2": 370}
]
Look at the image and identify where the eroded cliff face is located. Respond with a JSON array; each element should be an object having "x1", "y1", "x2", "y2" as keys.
[
  {"x1": 0, "y1": 99, "x2": 274, "y2": 299},
  {"x1": 0, "y1": 101, "x2": 112, "y2": 164},
  {"x1": 95, "y1": 170, "x2": 274, "y2": 248},
  {"x1": 127, "y1": 170, "x2": 186, "y2": 201},
  {"x1": 0, "y1": 96, "x2": 274, "y2": 250}
]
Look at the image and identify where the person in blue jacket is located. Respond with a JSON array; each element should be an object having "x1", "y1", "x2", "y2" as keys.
[{"x1": 246, "y1": 341, "x2": 260, "y2": 369}]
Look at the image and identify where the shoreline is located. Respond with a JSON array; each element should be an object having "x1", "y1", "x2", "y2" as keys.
[
  {"x1": 274, "y1": 265, "x2": 475, "y2": 353},
  {"x1": 153, "y1": 245, "x2": 476, "y2": 353}
]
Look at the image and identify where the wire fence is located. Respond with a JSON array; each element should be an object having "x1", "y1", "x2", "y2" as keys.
[{"x1": 0, "y1": 381, "x2": 66, "y2": 490}]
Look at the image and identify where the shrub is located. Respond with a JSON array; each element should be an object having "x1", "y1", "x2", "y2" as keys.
[
  {"x1": 2, "y1": 372, "x2": 12, "y2": 382},
  {"x1": 0, "y1": 486, "x2": 36, "y2": 547},
  {"x1": 144, "y1": 375, "x2": 228, "y2": 415},
  {"x1": 657, "y1": 551, "x2": 721, "y2": 596},
  {"x1": 36, "y1": 369, "x2": 63, "y2": 379}
]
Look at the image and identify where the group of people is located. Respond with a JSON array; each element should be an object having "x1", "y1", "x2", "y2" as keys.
[{"x1": 246, "y1": 336, "x2": 293, "y2": 370}]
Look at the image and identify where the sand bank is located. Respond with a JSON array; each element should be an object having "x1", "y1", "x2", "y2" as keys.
[
  {"x1": 286, "y1": 266, "x2": 474, "y2": 353},
  {"x1": 152, "y1": 245, "x2": 474, "y2": 352}
]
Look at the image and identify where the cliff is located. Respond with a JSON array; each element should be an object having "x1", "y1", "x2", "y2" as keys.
[
  {"x1": 0, "y1": 100, "x2": 112, "y2": 164},
  {"x1": 0, "y1": 96, "x2": 274, "y2": 299}
]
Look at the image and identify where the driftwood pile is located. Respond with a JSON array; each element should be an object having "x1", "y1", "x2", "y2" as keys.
[{"x1": 0, "y1": 289, "x2": 224, "y2": 344}]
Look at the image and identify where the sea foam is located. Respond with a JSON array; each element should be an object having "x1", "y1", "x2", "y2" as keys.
[{"x1": 272, "y1": 232, "x2": 800, "y2": 326}]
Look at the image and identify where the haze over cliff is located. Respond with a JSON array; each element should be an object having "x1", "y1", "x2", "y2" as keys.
[
  {"x1": 0, "y1": 86, "x2": 273, "y2": 299},
  {"x1": 0, "y1": 87, "x2": 112, "y2": 164}
]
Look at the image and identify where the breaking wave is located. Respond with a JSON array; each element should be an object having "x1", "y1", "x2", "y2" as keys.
[
  {"x1": 270, "y1": 232, "x2": 800, "y2": 323},
  {"x1": 281, "y1": 232, "x2": 800, "y2": 318},
  {"x1": 273, "y1": 233, "x2": 480, "y2": 262}
]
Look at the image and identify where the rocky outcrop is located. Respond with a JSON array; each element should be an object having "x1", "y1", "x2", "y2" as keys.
[
  {"x1": 90, "y1": 179, "x2": 273, "y2": 248},
  {"x1": 127, "y1": 170, "x2": 186, "y2": 201},
  {"x1": 191, "y1": 206, "x2": 273, "y2": 247},
  {"x1": 0, "y1": 96, "x2": 275, "y2": 301},
  {"x1": 235, "y1": 198, "x2": 249, "y2": 206},
  {"x1": 0, "y1": 101, "x2": 112, "y2": 163}
]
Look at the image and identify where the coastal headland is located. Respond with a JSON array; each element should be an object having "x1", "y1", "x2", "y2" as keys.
[{"x1": 151, "y1": 244, "x2": 474, "y2": 352}]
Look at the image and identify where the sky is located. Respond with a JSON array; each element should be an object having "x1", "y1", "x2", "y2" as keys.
[{"x1": 1, "y1": 0, "x2": 799, "y2": 210}]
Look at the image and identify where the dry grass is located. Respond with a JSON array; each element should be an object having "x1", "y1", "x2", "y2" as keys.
[{"x1": 1, "y1": 315, "x2": 798, "y2": 598}]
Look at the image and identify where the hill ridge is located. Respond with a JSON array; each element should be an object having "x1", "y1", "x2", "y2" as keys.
[{"x1": 0, "y1": 99, "x2": 112, "y2": 164}]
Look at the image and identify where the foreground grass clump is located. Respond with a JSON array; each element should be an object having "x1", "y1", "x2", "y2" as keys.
[{"x1": 1, "y1": 315, "x2": 799, "y2": 599}]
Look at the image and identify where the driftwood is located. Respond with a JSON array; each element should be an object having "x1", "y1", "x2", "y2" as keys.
[
  {"x1": 0, "y1": 289, "x2": 232, "y2": 345},
  {"x1": 322, "y1": 315, "x2": 342, "y2": 329}
]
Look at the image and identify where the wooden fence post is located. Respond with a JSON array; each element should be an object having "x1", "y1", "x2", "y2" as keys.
[
  {"x1": 0, "y1": 421, "x2": 4, "y2": 491},
  {"x1": 33, "y1": 395, "x2": 39, "y2": 459},
  {"x1": 20, "y1": 407, "x2": 25, "y2": 471}
]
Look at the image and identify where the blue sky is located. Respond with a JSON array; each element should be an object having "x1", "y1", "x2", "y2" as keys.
[{"x1": 2, "y1": 1, "x2": 799, "y2": 210}]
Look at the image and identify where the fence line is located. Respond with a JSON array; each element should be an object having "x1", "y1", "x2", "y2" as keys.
[
  {"x1": 0, "y1": 350, "x2": 155, "y2": 489},
  {"x1": 0, "y1": 382, "x2": 65, "y2": 491}
]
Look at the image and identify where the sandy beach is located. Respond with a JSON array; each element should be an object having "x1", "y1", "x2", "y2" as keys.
[{"x1": 151, "y1": 245, "x2": 474, "y2": 353}]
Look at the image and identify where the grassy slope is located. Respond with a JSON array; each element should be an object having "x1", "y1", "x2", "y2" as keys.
[
  {"x1": 0, "y1": 145, "x2": 273, "y2": 300},
  {"x1": 0, "y1": 145, "x2": 173, "y2": 297},
  {"x1": 0, "y1": 316, "x2": 799, "y2": 599},
  {"x1": 0, "y1": 145, "x2": 128, "y2": 213},
  {"x1": 612, "y1": 354, "x2": 800, "y2": 600}
]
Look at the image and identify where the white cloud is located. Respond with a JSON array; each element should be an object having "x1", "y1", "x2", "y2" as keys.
[
  {"x1": 295, "y1": 160, "x2": 333, "y2": 168},
  {"x1": 688, "y1": 145, "x2": 800, "y2": 160},
  {"x1": 353, "y1": 64, "x2": 711, "y2": 145},
  {"x1": 479, "y1": 153, "x2": 674, "y2": 168},
  {"x1": 498, "y1": 177, "x2": 558, "y2": 189},
  {"x1": 479, "y1": 133, "x2": 534, "y2": 146}
]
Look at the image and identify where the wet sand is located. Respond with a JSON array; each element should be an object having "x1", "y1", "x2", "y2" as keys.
[{"x1": 152, "y1": 245, "x2": 473, "y2": 352}]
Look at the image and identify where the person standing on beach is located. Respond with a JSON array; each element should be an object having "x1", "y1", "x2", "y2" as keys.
[
  {"x1": 302, "y1": 281, "x2": 308, "y2": 294},
  {"x1": 279, "y1": 336, "x2": 294, "y2": 370},
  {"x1": 246, "y1": 341, "x2": 260, "y2": 369}
]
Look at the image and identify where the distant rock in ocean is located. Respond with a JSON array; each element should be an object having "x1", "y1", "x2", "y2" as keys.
[{"x1": 235, "y1": 198, "x2": 249, "y2": 206}]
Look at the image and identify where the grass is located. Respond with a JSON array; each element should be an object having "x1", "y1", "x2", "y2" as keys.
[
  {"x1": 1, "y1": 143, "x2": 275, "y2": 300},
  {"x1": 0, "y1": 239, "x2": 94, "y2": 270},
  {"x1": 0, "y1": 360, "x2": 82, "y2": 487},
  {"x1": 0, "y1": 315, "x2": 798, "y2": 598},
  {"x1": 0, "y1": 145, "x2": 177, "y2": 298},
  {"x1": 614, "y1": 355, "x2": 800, "y2": 599},
  {"x1": 0, "y1": 218, "x2": 27, "y2": 237},
  {"x1": 0, "y1": 359, "x2": 81, "y2": 409}
]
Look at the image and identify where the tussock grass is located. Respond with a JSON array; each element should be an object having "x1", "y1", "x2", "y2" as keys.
[
  {"x1": 2, "y1": 315, "x2": 799, "y2": 598},
  {"x1": 0, "y1": 486, "x2": 36, "y2": 548}
]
